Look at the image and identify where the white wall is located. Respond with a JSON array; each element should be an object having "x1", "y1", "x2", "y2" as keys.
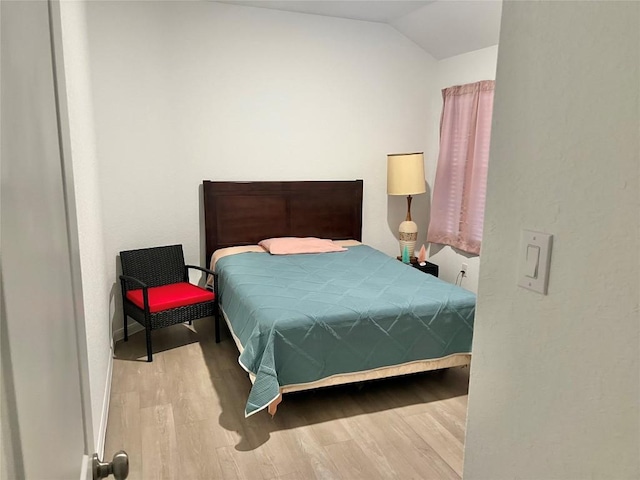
[
  {"x1": 84, "y1": 1, "x2": 436, "y2": 334},
  {"x1": 464, "y1": 2, "x2": 639, "y2": 479},
  {"x1": 425, "y1": 46, "x2": 499, "y2": 292},
  {"x1": 57, "y1": 0, "x2": 113, "y2": 454}
]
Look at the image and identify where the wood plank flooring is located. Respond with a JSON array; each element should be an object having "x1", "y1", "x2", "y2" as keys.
[{"x1": 104, "y1": 318, "x2": 470, "y2": 479}]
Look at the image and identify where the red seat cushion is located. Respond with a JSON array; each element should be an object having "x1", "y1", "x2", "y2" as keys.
[{"x1": 126, "y1": 282, "x2": 215, "y2": 313}]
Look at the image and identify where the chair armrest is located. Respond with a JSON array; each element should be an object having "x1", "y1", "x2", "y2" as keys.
[
  {"x1": 119, "y1": 275, "x2": 148, "y2": 289},
  {"x1": 185, "y1": 265, "x2": 216, "y2": 277},
  {"x1": 184, "y1": 265, "x2": 216, "y2": 292},
  {"x1": 119, "y1": 275, "x2": 151, "y2": 311}
]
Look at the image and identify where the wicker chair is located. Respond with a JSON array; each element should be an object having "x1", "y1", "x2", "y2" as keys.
[{"x1": 119, "y1": 244, "x2": 220, "y2": 362}]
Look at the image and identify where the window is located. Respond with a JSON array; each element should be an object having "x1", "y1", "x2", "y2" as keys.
[{"x1": 427, "y1": 80, "x2": 495, "y2": 255}]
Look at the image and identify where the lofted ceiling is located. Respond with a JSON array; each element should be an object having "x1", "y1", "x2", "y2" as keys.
[{"x1": 216, "y1": 0, "x2": 502, "y2": 60}]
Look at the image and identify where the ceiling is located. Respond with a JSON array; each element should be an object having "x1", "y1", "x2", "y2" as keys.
[{"x1": 216, "y1": 0, "x2": 502, "y2": 60}]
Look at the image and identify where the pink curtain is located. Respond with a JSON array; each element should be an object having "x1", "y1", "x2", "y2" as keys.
[{"x1": 427, "y1": 80, "x2": 495, "y2": 255}]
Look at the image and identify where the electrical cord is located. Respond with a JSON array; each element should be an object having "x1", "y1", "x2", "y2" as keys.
[{"x1": 455, "y1": 270, "x2": 466, "y2": 286}]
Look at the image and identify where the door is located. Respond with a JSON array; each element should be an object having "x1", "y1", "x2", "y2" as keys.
[{"x1": 1, "y1": 1, "x2": 93, "y2": 478}]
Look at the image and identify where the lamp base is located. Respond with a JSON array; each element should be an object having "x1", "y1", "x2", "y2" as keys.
[
  {"x1": 399, "y1": 220, "x2": 418, "y2": 259},
  {"x1": 397, "y1": 255, "x2": 419, "y2": 265}
]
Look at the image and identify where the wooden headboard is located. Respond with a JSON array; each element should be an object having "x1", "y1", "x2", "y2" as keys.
[{"x1": 203, "y1": 180, "x2": 363, "y2": 264}]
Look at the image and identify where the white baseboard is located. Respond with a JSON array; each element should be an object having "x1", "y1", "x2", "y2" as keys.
[
  {"x1": 112, "y1": 321, "x2": 144, "y2": 343},
  {"x1": 96, "y1": 349, "x2": 113, "y2": 458}
]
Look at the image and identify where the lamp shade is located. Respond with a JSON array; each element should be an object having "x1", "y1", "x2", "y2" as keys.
[{"x1": 387, "y1": 152, "x2": 426, "y2": 195}]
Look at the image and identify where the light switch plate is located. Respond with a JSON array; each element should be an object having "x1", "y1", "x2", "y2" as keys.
[{"x1": 518, "y1": 230, "x2": 553, "y2": 294}]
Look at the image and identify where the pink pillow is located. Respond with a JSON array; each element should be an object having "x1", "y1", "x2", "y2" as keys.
[{"x1": 258, "y1": 237, "x2": 347, "y2": 255}]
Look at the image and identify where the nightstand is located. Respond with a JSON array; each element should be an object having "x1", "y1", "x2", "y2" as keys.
[
  {"x1": 396, "y1": 256, "x2": 439, "y2": 277},
  {"x1": 413, "y1": 261, "x2": 439, "y2": 277}
]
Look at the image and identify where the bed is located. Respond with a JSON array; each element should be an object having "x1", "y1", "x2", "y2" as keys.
[{"x1": 203, "y1": 180, "x2": 475, "y2": 417}]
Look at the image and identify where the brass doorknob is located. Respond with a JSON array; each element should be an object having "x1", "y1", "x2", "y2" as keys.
[{"x1": 92, "y1": 450, "x2": 129, "y2": 480}]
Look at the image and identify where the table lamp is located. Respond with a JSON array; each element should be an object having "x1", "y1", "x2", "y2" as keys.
[{"x1": 387, "y1": 152, "x2": 426, "y2": 261}]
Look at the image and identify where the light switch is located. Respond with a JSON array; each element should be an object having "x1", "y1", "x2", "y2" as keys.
[
  {"x1": 518, "y1": 230, "x2": 553, "y2": 294},
  {"x1": 525, "y1": 245, "x2": 540, "y2": 278}
]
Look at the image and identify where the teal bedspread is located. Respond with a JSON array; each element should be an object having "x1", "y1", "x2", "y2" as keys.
[{"x1": 216, "y1": 245, "x2": 475, "y2": 417}]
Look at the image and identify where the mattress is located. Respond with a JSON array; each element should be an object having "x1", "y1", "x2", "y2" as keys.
[{"x1": 216, "y1": 244, "x2": 476, "y2": 417}]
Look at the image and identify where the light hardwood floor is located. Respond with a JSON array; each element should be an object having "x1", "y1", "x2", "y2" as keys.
[{"x1": 105, "y1": 318, "x2": 470, "y2": 480}]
